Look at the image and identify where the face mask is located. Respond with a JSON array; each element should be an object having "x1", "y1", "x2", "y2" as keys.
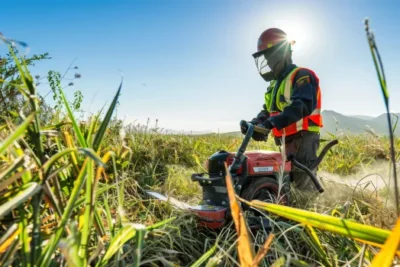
[
  {"x1": 260, "y1": 71, "x2": 274, "y2": 82},
  {"x1": 255, "y1": 51, "x2": 284, "y2": 82}
]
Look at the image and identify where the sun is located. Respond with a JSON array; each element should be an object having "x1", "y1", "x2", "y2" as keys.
[{"x1": 273, "y1": 20, "x2": 308, "y2": 51}]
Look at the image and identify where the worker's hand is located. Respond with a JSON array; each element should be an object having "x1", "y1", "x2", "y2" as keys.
[
  {"x1": 251, "y1": 123, "x2": 269, "y2": 141},
  {"x1": 251, "y1": 131, "x2": 267, "y2": 141},
  {"x1": 261, "y1": 119, "x2": 274, "y2": 131},
  {"x1": 240, "y1": 118, "x2": 260, "y2": 135}
]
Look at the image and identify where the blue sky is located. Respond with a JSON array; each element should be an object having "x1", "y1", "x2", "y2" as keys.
[{"x1": 1, "y1": 0, "x2": 400, "y2": 132}]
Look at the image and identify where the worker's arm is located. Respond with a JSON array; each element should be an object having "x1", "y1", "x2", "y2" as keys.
[
  {"x1": 250, "y1": 104, "x2": 270, "y2": 124},
  {"x1": 265, "y1": 69, "x2": 318, "y2": 130}
]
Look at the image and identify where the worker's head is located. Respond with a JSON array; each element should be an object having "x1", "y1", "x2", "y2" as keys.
[{"x1": 252, "y1": 28, "x2": 294, "y2": 81}]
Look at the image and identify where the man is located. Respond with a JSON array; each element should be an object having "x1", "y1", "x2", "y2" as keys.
[{"x1": 241, "y1": 28, "x2": 323, "y2": 192}]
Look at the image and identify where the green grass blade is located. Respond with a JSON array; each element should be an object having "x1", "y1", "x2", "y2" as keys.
[
  {"x1": 59, "y1": 88, "x2": 87, "y2": 148},
  {"x1": 94, "y1": 208, "x2": 106, "y2": 238},
  {"x1": 364, "y1": 18, "x2": 399, "y2": 216},
  {"x1": 98, "y1": 223, "x2": 137, "y2": 266},
  {"x1": 0, "y1": 182, "x2": 41, "y2": 220},
  {"x1": 145, "y1": 216, "x2": 177, "y2": 231},
  {"x1": 39, "y1": 159, "x2": 89, "y2": 267},
  {"x1": 79, "y1": 159, "x2": 94, "y2": 265},
  {"x1": 92, "y1": 80, "x2": 122, "y2": 152},
  {"x1": 86, "y1": 113, "x2": 99, "y2": 147},
  {"x1": 103, "y1": 193, "x2": 114, "y2": 237},
  {"x1": 75, "y1": 180, "x2": 125, "y2": 207},
  {"x1": 241, "y1": 199, "x2": 391, "y2": 245},
  {"x1": 42, "y1": 147, "x2": 105, "y2": 179},
  {"x1": 133, "y1": 225, "x2": 146, "y2": 267},
  {"x1": 42, "y1": 148, "x2": 78, "y2": 178},
  {"x1": 7, "y1": 45, "x2": 45, "y2": 162},
  {"x1": 0, "y1": 113, "x2": 35, "y2": 156},
  {"x1": 57, "y1": 222, "x2": 83, "y2": 267},
  {"x1": 79, "y1": 148, "x2": 106, "y2": 167},
  {"x1": 0, "y1": 156, "x2": 24, "y2": 184},
  {"x1": 290, "y1": 259, "x2": 311, "y2": 267},
  {"x1": 97, "y1": 217, "x2": 176, "y2": 267},
  {"x1": 43, "y1": 179, "x2": 65, "y2": 218},
  {"x1": 0, "y1": 170, "x2": 26, "y2": 193},
  {"x1": 300, "y1": 229, "x2": 331, "y2": 267},
  {"x1": 18, "y1": 207, "x2": 30, "y2": 267},
  {"x1": 189, "y1": 242, "x2": 218, "y2": 267}
]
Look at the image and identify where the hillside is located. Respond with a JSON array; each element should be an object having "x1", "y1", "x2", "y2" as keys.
[
  {"x1": 321, "y1": 110, "x2": 400, "y2": 136},
  {"x1": 211, "y1": 110, "x2": 400, "y2": 137}
]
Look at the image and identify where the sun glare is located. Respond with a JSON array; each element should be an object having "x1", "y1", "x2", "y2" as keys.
[{"x1": 273, "y1": 20, "x2": 308, "y2": 51}]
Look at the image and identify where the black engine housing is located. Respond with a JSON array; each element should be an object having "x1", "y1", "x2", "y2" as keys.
[{"x1": 207, "y1": 150, "x2": 230, "y2": 175}]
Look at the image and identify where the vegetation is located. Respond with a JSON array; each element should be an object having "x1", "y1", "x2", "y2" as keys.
[{"x1": 0, "y1": 19, "x2": 399, "y2": 266}]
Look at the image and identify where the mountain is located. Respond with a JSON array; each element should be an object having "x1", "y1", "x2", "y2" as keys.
[
  {"x1": 348, "y1": 115, "x2": 374, "y2": 120},
  {"x1": 321, "y1": 110, "x2": 400, "y2": 136},
  {"x1": 161, "y1": 129, "x2": 212, "y2": 135},
  {"x1": 160, "y1": 111, "x2": 400, "y2": 136}
]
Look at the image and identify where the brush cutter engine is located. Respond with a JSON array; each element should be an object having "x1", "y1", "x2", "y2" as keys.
[
  {"x1": 146, "y1": 121, "x2": 338, "y2": 231},
  {"x1": 190, "y1": 121, "x2": 338, "y2": 230}
]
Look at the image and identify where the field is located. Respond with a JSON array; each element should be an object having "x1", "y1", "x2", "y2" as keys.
[{"x1": 1, "y1": 26, "x2": 400, "y2": 266}]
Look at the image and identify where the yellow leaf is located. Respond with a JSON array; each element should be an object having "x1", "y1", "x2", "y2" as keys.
[
  {"x1": 306, "y1": 225, "x2": 323, "y2": 250},
  {"x1": 271, "y1": 257, "x2": 285, "y2": 267},
  {"x1": 0, "y1": 227, "x2": 21, "y2": 253},
  {"x1": 353, "y1": 238, "x2": 400, "y2": 256},
  {"x1": 371, "y1": 217, "x2": 400, "y2": 267},
  {"x1": 252, "y1": 234, "x2": 274, "y2": 267},
  {"x1": 224, "y1": 163, "x2": 254, "y2": 267},
  {"x1": 95, "y1": 151, "x2": 113, "y2": 181}
]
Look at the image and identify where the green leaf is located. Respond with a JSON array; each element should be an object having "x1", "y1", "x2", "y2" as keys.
[
  {"x1": 59, "y1": 88, "x2": 87, "y2": 148},
  {"x1": 0, "y1": 113, "x2": 35, "y2": 156},
  {"x1": 39, "y1": 160, "x2": 89, "y2": 267},
  {"x1": 99, "y1": 223, "x2": 138, "y2": 266},
  {"x1": 75, "y1": 180, "x2": 125, "y2": 207},
  {"x1": 0, "y1": 182, "x2": 41, "y2": 220},
  {"x1": 0, "y1": 156, "x2": 26, "y2": 191},
  {"x1": 133, "y1": 225, "x2": 146, "y2": 267},
  {"x1": 86, "y1": 113, "x2": 101, "y2": 147},
  {"x1": 42, "y1": 148, "x2": 78, "y2": 178},
  {"x1": 79, "y1": 159, "x2": 94, "y2": 264},
  {"x1": 18, "y1": 208, "x2": 30, "y2": 267},
  {"x1": 241, "y1": 199, "x2": 391, "y2": 245},
  {"x1": 79, "y1": 148, "x2": 106, "y2": 167},
  {"x1": 271, "y1": 257, "x2": 285, "y2": 267},
  {"x1": 189, "y1": 242, "x2": 218, "y2": 267},
  {"x1": 92, "y1": 80, "x2": 122, "y2": 152},
  {"x1": 57, "y1": 222, "x2": 83, "y2": 267}
]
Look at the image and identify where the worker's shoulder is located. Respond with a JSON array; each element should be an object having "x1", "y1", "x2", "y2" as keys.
[
  {"x1": 293, "y1": 67, "x2": 318, "y2": 87},
  {"x1": 295, "y1": 67, "x2": 318, "y2": 79}
]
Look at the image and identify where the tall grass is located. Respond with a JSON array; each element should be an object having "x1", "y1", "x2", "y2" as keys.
[{"x1": 0, "y1": 41, "x2": 176, "y2": 266}]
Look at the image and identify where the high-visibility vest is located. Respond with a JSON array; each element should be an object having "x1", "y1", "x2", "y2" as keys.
[{"x1": 264, "y1": 67, "x2": 323, "y2": 138}]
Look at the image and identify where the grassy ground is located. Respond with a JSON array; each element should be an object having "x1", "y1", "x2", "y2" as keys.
[{"x1": 118, "y1": 121, "x2": 399, "y2": 266}]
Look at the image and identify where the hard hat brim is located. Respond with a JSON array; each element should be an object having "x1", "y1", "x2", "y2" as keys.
[{"x1": 252, "y1": 40, "x2": 294, "y2": 59}]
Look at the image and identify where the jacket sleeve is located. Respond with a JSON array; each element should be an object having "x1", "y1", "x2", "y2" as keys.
[
  {"x1": 267, "y1": 69, "x2": 318, "y2": 130},
  {"x1": 251, "y1": 104, "x2": 270, "y2": 124}
]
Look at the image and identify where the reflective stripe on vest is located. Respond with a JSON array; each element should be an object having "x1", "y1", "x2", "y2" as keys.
[{"x1": 265, "y1": 67, "x2": 323, "y2": 138}]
